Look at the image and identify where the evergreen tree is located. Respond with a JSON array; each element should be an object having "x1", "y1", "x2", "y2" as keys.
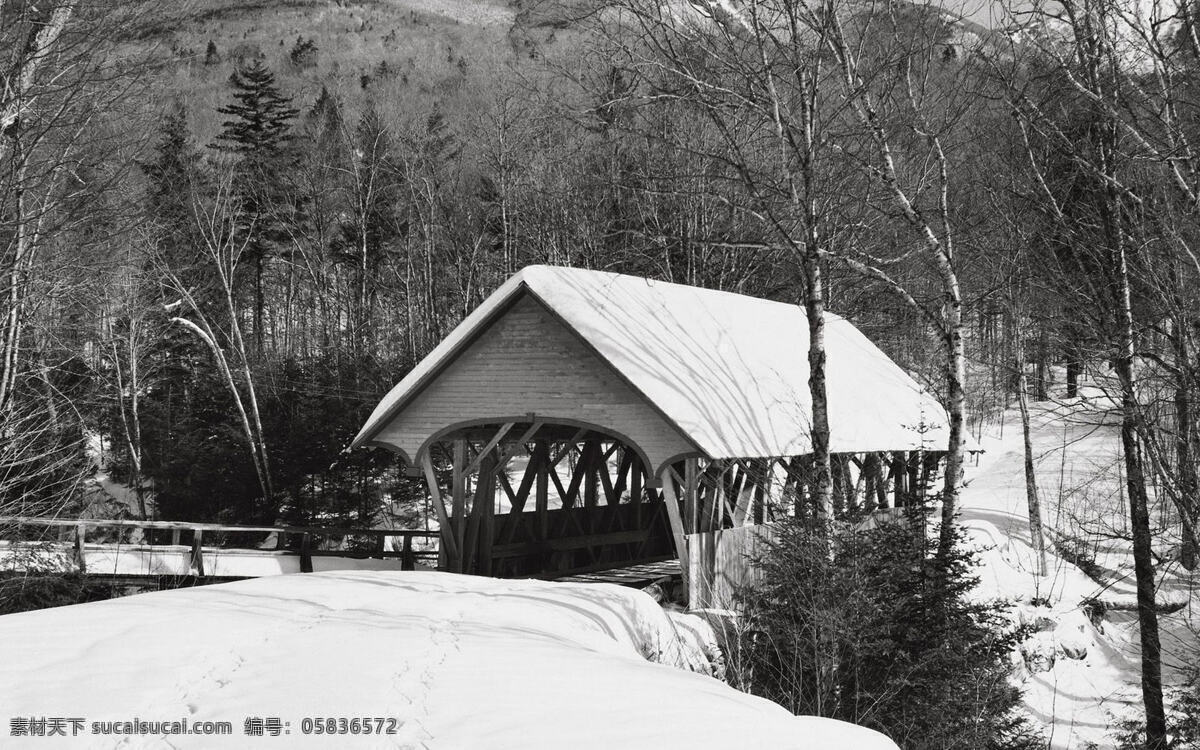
[
  {"x1": 288, "y1": 36, "x2": 318, "y2": 69},
  {"x1": 142, "y1": 102, "x2": 199, "y2": 250},
  {"x1": 213, "y1": 61, "x2": 298, "y2": 161},
  {"x1": 210, "y1": 61, "x2": 299, "y2": 353},
  {"x1": 304, "y1": 85, "x2": 344, "y2": 154},
  {"x1": 736, "y1": 515, "x2": 1041, "y2": 750}
]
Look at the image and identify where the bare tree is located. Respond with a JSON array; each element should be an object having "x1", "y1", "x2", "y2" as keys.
[
  {"x1": 162, "y1": 171, "x2": 275, "y2": 508},
  {"x1": 601, "y1": 0, "x2": 979, "y2": 546},
  {"x1": 998, "y1": 0, "x2": 1200, "y2": 739}
]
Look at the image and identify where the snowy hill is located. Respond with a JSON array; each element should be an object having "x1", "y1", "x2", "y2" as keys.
[
  {"x1": 960, "y1": 383, "x2": 1199, "y2": 749},
  {"x1": 0, "y1": 571, "x2": 897, "y2": 749}
]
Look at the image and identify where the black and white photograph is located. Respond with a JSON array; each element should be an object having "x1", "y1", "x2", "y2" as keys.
[{"x1": 0, "y1": 0, "x2": 1194, "y2": 747}]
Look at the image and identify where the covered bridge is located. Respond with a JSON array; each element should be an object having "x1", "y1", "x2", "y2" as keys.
[{"x1": 352, "y1": 266, "x2": 955, "y2": 601}]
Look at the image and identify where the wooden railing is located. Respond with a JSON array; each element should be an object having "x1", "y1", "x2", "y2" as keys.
[{"x1": 0, "y1": 516, "x2": 440, "y2": 577}]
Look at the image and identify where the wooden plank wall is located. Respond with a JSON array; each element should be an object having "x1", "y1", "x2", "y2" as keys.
[{"x1": 686, "y1": 524, "x2": 780, "y2": 609}]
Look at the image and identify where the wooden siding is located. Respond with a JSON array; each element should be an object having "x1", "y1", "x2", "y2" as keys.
[
  {"x1": 686, "y1": 524, "x2": 780, "y2": 609},
  {"x1": 373, "y1": 292, "x2": 697, "y2": 474}
]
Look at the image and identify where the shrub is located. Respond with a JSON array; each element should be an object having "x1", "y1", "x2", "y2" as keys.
[
  {"x1": 289, "y1": 36, "x2": 318, "y2": 70},
  {"x1": 732, "y1": 512, "x2": 1041, "y2": 749},
  {"x1": 0, "y1": 573, "x2": 117, "y2": 615},
  {"x1": 1115, "y1": 665, "x2": 1200, "y2": 749}
]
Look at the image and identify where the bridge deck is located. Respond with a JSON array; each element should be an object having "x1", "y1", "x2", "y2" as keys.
[{"x1": 551, "y1": 559, "x2": 680, "y2": 587}]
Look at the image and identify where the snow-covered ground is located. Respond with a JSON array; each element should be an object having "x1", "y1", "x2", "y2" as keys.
[
  {"x1": 961, "y1": 382, "x2": 1199, "y2": 749},
  {"x1": 0, "y1": 540, "x2": 418, "y2": 577},
  {"x1": 0, "y1": 571, "x2": 897, "y2": 749}
]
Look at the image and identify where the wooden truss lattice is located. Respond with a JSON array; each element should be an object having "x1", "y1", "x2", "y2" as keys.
[{"x1": 420, "y1": 421, "x2": 948, "y2": 583}]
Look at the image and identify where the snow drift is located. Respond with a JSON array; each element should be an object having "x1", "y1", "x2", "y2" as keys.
[{"x1": 0, "y1": 571, "x2": 897, "y2": 749}]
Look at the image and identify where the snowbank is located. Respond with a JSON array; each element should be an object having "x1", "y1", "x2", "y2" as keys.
[{"x1": 0, "y1": 571, "x2": 897, "y2": 749}]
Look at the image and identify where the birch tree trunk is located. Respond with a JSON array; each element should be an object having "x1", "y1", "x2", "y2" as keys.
[
  {"x1": 825, "y1": 15, "x2": 967, "y2": 555},
  {"x1": 1013, "y1": 321, "x2": 1048, "y2": 576},
  {"x1": 1101, "y1": 169, "x2": 1166, "y2": 749}
]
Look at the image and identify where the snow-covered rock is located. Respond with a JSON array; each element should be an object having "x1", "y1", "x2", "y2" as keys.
[
  {"x1": 1021, "y1": 632, "x2": 1058, "y2": 673},
  {"x1": 0, "y1": 571, "x2": 897, "y2": 749}
]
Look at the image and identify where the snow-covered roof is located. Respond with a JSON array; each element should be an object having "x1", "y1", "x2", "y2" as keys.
[{"x1": 353, "y1": 265, "x2": 958, "y2": 462}]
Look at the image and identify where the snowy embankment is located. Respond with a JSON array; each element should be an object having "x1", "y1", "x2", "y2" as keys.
[
  {"x1": 0, "y1": 571, "x2": 896, "y2": 749},
  {"x1": 0, "y1": 540, "x2": 415, "y2": 577},
  {"x1": 960, "y1": 384, "x2": 1200, "y2": 749}
]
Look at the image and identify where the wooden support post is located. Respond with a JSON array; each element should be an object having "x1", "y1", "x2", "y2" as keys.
[
  {"x1": 299, "y1": 532, "x2": 313, "y2": 573},
  {"x1": 862, "y1": 452, "x2": 880, "y2": 512},
  {"x1": 875, "y1": 452, "x2": 889, "y2": 509},
  {"x1": 584, "y1": 440, "x2": 599, "y2": 509},
  {"x1": 452, "y1": 439, "x2": 467, "y2": 572},
  {"x1": 421, "y1": 452, "x2": 460, "y2": 570},
  {"x1": 684, "y1": 458, "x2": 698, "y2": 535},
  {"x1": 536, "y1": 441, "x2": 549, "y2": 543},
  {"x1": 191, "y1": 529, "x2": 206, "y2": 577},
  {"x1": 463, "y1": 453, "x2": 497, "y2": 575},
  {"x1": 920, "y1": 452, "x2": 940, "y2": 502},
  {"x1": 907, "y1": 452, "x2": 920, "y2": 504},
  {"x1": 631, "y1": 454, "x2": 643, "y2": 530},
  {"x1": 170, "y1": 528, "x2": 181, "y2": 547},
  {"x1": 711, "y1": 461, "x2": 735, "y2": 530},
  {"x1": 753, "y1": 461, "x2": 767, "y2": 524},
  {"x1": 661, "y1": 468, "x2": 690, "y2": 595},
  {"x1": 732, "y1": 462, "x2": 753, "y2": 527},
  {"x1": 848, "y1": 456, "x2": 862, "y2": 513},
  {"x1": 73, "y1": 523, "x2": 86, "y2": 573},
  {"x1": 481, "y1": 455, "x2": 496, "y2": 576}
]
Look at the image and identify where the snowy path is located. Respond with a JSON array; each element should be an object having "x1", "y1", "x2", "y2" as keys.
[{"x1": 0, "y1": 571, "x2": 896, "y2": 749}]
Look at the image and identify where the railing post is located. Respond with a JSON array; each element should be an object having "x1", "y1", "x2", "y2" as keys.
[
  {"x1": 401, "y1": 535, "x2": 415, "y2": 571},
  {"x1": 300, "y1": 533, "x2": 313, "y2": 573},
  {"x1": 73, "y1": 523, "x2": 86, "y2": 574},
  {"x1": 171, "y1": 528, "x2": 181, "y2": 546},
  {"x1": 190, "y1": 529, "x2": 205, "y2": 577}
]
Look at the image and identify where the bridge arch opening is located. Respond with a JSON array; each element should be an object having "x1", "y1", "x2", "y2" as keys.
[{"x1": 418, "y1": 420, "x2": 676, "y2": 578}]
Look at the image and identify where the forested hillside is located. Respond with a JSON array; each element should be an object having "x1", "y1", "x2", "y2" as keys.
[{"x1": 5, "y1": 0, "x2": 1200, "y2": 746}]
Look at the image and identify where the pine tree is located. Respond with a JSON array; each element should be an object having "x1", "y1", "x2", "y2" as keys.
[
  {"x1": 210, "y1": 61, "x2": 299, "y2": 353},
  {"x1": 141, "y1": 102, "x2": 203, "y2": 273},
  {"x1": 143, "y1": 103, "x2": 195, "y2": 224},
  {"x1": 213, "y1": 61, "x2": 298, "y2": 162},
  {"x1": 288, "y1": 36, "x2": 318, "y2": 69},
  {"x1": 736, "y1": 515, "x2": 1042, "y2": 749}
]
